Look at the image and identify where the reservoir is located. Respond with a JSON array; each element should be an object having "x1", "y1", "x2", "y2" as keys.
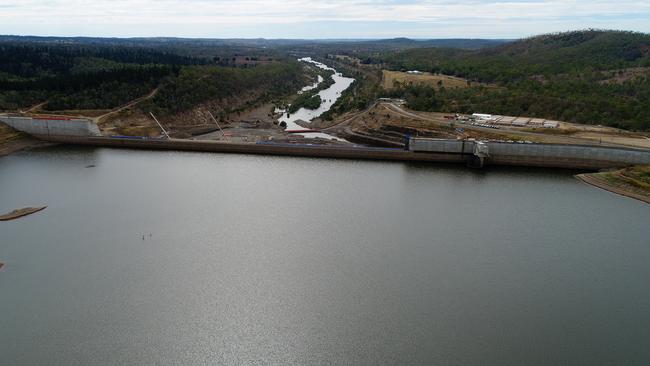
[{"x1": 1, "y1": 146, "x2": 649, "y2": 365}]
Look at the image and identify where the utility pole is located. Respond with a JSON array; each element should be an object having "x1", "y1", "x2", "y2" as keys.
[
  {"x1": 149, "y1": 112, "x2": 170, "y2": 139},
  {"x1": 207, "y1": 111, "x2": 226, "y2": 140}
]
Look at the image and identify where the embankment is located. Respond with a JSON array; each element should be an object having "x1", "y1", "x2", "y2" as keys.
[
  {"x1": 576, "y1": 169, "x2": 650, "y2": 204},
  {"x1": 0, "y1": 122, "x2": 45, "y2": 157},
  {"x1": 31, "y1": 135, "x2": 650, "y2": 170}
]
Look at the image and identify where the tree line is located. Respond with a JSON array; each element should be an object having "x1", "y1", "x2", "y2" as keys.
[{"x1": 363, "y1": 30, "x2": 650, "y2": 130}]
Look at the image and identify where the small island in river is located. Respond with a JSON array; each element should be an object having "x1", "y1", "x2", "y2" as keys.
[{"x1": 0, "y1": 206, "x2": 47, "y2": 221}]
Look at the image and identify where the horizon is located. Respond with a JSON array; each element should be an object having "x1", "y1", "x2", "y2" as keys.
[
  {"x1": 0, "y1": 1, "x2": 648, "y2": 39},
  {"x1": 0, "y1": 29, "x2": 644, "y2": 42}
]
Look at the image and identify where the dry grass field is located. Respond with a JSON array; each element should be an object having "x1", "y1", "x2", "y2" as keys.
[{"x1": 382, "y1": 70, "x2": 472, "y2": 90}]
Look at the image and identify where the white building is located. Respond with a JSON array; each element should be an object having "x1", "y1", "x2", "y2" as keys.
[{"x1": 472, "y1": 113, "x2": 494, "y2": 121}]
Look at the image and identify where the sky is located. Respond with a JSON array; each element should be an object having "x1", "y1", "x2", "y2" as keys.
[{"x1": 0, "y1": 0, "x2": 648, "y2": 39}]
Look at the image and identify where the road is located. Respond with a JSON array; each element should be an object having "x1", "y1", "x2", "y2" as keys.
[
  {"x1": 94, "y1": 88, "x2": 159, "y2": 124},
  {"x1": 382, "y1": 102, "x2": 647, "y2": 148}
]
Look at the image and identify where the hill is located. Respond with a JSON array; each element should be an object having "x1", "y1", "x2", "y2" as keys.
[
  {"x1": 0, "y1": 41, "x2": 304, "y2": 113},
  {"x1": 365, "y1": 38, "x2": 511, "y2": 50},
  {"x1": 376, "y1": 30, "x2": 650, "y2": 130},
  {"x1": 0, "y1": 42, "x2": 198, "y2": 111}
]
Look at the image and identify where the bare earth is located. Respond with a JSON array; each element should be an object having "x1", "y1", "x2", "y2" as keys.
[
  {"x1": 0, "y1": 206, "x2": 47, "y2": 221},
  {"x1": 322, "y1": 101, "x2": 650, "y2": 149},
  {"x1": 0, "y1": 122, "x2": 50, "y2": 157},
  {"x1": 577, "y1": 167, "x2": 650, "y2": 204},
  {"x1": 382, "y1": 70, "x2": 476, "y2": 90},
  {"x1": 572, "y1": 132, "x2": 650, "y2": 149}
]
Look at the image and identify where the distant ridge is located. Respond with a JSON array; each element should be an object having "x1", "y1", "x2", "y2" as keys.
[
  {"x1": 0, "y1": 35, "x2": 511, "y2": 49},
  {"x1": 367, "y1": 37, "x2": 511, "y2": 49}
]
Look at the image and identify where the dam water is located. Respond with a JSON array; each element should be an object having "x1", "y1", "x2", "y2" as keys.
[{"x1": 1, "y1": 146, "x2": 649, "y2": 365}]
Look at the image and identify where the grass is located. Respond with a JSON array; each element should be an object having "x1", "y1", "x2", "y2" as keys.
[
  {"x1": 618, "y1": 165, "x2": 650, "y2": 188},
  {"x1": 596, "y1": 165, "x2": 650, "y2": 194},
  {"x1": 0, "y1": 122, "x2": 26, "y2": 144},
  {"x1": 382, "y1": 70, "x2": 471, "y2": 90}
]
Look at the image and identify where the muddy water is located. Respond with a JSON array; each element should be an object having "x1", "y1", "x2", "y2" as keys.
[{"x1": 1, "y1": 146, "x2": 650, "y2": 365}]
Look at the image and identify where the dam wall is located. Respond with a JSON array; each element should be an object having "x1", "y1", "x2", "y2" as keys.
[
  {"x1": 0, "y1": 116, "x2": 101, "y2": 137},
  {"x1": 32, "y1": 135, "x2": 650, "y2": 170},
  {"x1": 485, "y1": 141, "x2": 650, "y2": 165},
  {"x1": 409, "y1": 138, "x2": 650, "y2": 169}
]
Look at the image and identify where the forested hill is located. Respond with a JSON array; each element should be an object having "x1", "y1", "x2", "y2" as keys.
[
  {"x1": 384, "y1": 30, "x2": 649, "y2": 81},
  {"x1": 366, "y1": 38, "x2": 510, "y2": 50},
  {"x1": 379, "y1": 30, "x2": 650, "y2": 130},
  {"x1": 0, "y1": 43, "x2": 203, "y2": 111},
  {"x1": 0, "y1": 41, "x2": 303, "y2": 113},
  {"x1": 0, "y1": 43, "x2": 199, "y2": 77}
]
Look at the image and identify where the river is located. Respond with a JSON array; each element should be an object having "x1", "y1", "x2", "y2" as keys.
[
  {"x1": 1, "y1": 146, "x2": 649, "y2": 365},
  {"x1": 278, "y1": 57, "x2": 355, "y2": 141}
]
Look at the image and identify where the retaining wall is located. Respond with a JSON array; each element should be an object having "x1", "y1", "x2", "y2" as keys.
[
  {"x1": 13, "y1": 134, "x2": 650, "y2": 170},
  {"x1": 410, "y1": 138, "x2": 650, "y2": 168},
  {"x1": 0, "y1": 116, "x2": 101, "y2": 137}
]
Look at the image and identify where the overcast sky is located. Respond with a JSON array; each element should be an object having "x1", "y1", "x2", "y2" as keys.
[{"x1": 0, "y1": 0, "x2": 648, "y2": 39}]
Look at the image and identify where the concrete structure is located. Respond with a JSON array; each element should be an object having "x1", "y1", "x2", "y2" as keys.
[
  {"x1": 470, "y1": 114, "x2": 559, "y2": 129},
  {"x1": 472, "y1": 113, "x2": 494, "y2": 121},
  {"x1": 543, "y1": 121, "x2": 560, "y2": 128},
  {"x1": 25, "y1": 135, "x2": 650, "y2": 170},
  {"x1": 512, "y1": 117, "x2": 530, "y2": 127},
  {"x1": 409, "y1": 138, "x2": 650, "y2": 169},
  {"x1": 0, "y1": 116, "x2": 101, "y2": 137}
]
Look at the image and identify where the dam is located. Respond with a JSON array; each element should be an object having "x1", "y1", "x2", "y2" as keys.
[
  {"x1": 37, "y1": 135, "x2": 650, "y2": 170},
  {"x1": 2, "y1": 115, "x2": 650, "y2": 170},
  {"x1": 0, "y1": 115, "x2": 101, "y2": 137}
]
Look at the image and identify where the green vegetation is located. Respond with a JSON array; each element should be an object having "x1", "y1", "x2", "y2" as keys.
[
  {"x1": 588, "y1": 165, "x2": 650, "y2": 202},
  {"x1": 369, "y1": 30, "x2": 650, "y2": 130},
  {"x1": 616, "y1": 165, "x2": 650, "y2": 188},
  {"x1": 3, "y1": 31, "x2": 649, "y2": 132},
  {"x1": 145, "y1": 62, "x2": 305, "y2": 116},
  {"x1": 0, "y1": 41, "x2": 304, "y2": 117},
  {"x1": 0, "y1": 43, "x2": 196, "y2": 111},
  {"x1": 287, "y1": 68, "x2": 335, "y2": 113},
  {"x1": 289, "y1": 94, "x2": 322, "y2": 113},
  {"x1": 320, "y1": 59, "x2": 383, "y2": 120}
]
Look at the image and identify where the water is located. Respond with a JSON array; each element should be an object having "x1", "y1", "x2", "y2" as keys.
[
  {"x1": 278, "y1": 58, "x2": 355, "y2": 141},
  {"x1": 1, "y1": 146, "x2": 649, "y2": 365}
]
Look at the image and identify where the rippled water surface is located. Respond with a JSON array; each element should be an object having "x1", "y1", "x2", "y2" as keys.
[{"x1": 1, "y1": 146, "x2": 649, "y2": 365}]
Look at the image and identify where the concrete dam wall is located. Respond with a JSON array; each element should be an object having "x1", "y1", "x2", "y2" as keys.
[
  {"x1": 0, "y1": 116, "x2": 101, "y2": 137},
  {"x1": 409, "y1": 138, "x2": 650, "y2": 168},
  {"x1": 485, "y1": 141, "x2": 650, "y2": 167},
  {"x1": 32, "y1": 135, "x2": 650, "y2": 170}
]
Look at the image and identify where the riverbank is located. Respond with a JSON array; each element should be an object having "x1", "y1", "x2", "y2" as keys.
[
  {"x1": 577, "y1": 166, "x2": 650, "y2": 204},
  {"x1": 278, "y1": 58, "x2": 355, "y2": 138},
  {"x1": 0, "y1": 122, "x2": 50, "y2": 157}
]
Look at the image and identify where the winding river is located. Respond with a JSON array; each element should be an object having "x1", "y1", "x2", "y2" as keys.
[{"x1": 278, "y1": 57, "x2": 355, "y2": 141}]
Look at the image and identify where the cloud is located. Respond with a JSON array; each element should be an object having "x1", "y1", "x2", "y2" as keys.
[{"x1": 0, "y1": 0, "x2": 647, "y2": 38}]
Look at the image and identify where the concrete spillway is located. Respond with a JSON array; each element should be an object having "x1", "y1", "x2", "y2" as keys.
[
  {"x1": 33, "y1": 135, "x2": 650, "y2": 170},
  {"x1": 0, "y1": 116, "x2": 101, "y2": 137}
]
